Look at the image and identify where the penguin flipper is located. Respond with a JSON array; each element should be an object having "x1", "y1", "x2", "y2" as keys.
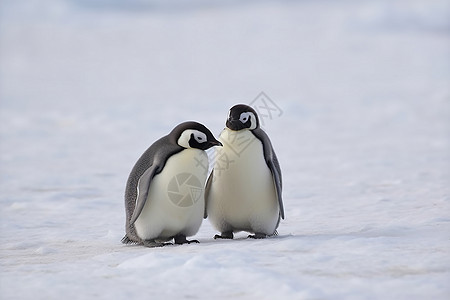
[
  {"x1": 129, "y1": 165, "x2": 158, "y2": 225},
  {"x1": 269, "y1": 154, "x2": 284, "y2": 219},
  {"x1": 252, "y1": 128, "x2": 284, "y2": 220},
  {"x1": 203, "y1": 169, "x2": 214, "y2": 219}
]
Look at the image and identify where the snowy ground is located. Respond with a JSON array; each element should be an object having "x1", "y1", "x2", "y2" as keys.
[{"x1": 1, "y1": 0, "x2": 449, "y2": 299}]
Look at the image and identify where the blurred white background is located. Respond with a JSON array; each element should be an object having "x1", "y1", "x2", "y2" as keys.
[{"x1": 1, "y1": 1, "x2": 449, "y2": 299}]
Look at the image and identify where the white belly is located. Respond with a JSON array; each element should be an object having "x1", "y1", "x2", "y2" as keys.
[
  {"x1": 207, "y1": 128, "x2": 279, "y2": 234},
  {"x1": 135, "y1": 149, "x2": 207, "y2": 241}
]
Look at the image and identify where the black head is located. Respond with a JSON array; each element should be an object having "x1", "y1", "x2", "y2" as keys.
[
  {"x1": 172, "y1": 121, "x2": 222, "y2": 150},
  {"x1": 226, "y1": 104, "x2": 259, "y2": 131}
]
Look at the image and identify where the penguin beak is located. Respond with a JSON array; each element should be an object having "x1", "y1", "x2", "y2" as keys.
[
  {"x1": 209, "y1": 139, "x2": 223, "y2": 147},
  {"x1": 226, "y1": 118, "x2": 244, "y2": 131}
]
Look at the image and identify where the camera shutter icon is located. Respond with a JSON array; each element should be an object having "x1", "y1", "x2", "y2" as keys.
[{"x1": 167, "y1": 173, "x2": 203, "y2": 207}]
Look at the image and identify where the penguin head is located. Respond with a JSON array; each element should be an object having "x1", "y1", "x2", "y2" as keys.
[
  {"x1": 226, "y1": 104, "x2": 259, "y2": 131},
  {"x1": 173, "y1": 121, "x2": 222, "y2": 150}
]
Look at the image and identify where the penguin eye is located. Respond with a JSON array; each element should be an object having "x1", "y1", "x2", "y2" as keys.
[
  {"x1": 239, "y1": 112, "x2": 250, "y2": 124},
  {"x1": 194, "y1": 133, "x2": 206, "y2": 143}
]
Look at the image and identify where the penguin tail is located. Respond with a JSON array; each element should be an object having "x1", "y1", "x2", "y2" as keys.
[{"x1": 121, "y1": 235, "x2": 138, "y2": 245}]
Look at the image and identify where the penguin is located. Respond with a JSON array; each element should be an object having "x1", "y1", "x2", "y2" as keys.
[
  {"x1": 122, "y1": 121, "x2": 222, "y2": 247},
  {"x1": 205, "y1": 104, "x2": 284, "y2": 239}
]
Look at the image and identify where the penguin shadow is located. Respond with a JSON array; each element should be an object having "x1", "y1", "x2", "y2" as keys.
[
  {"x1": 196, "y1": 232, "x2": 295, "y2": 246},
  {"x1": 121, "y1": 233, "x2": 297, "y2": 249}
]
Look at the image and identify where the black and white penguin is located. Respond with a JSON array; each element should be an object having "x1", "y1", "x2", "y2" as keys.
[
  {"x1": 205, "y1": 104, "x2": 284, "y2": 239},
  {"x1": 122, "y1": 121, "x2": 222, "y2": 247}
]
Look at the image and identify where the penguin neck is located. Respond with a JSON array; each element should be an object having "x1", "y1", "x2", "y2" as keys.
[
  {"x1": 224, "y1": 127, "x2": 252, "y2": 134},
  {"x1": 220, "y1": 128, "x2": 257, "y2": 153}
]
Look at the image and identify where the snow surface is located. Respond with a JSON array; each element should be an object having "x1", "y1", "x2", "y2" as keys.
[{"x1": 1, "y1": 0, "x2": 449, "y2": 299}]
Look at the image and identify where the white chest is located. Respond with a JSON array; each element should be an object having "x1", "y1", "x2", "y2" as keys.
[
  {"x1": 135, "y1": 149, "x2": 208, "y2": 240},
  {"x1": 208, "y1": 129, "x2": 278, "y2": 232},
  {"x1": 213, "y1": 128, "x2": 272, "y2": 187}
]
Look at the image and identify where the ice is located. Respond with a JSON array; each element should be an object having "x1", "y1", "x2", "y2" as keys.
[{"x1": 1, "y1": 0, "x2": 449, "y2": 299}]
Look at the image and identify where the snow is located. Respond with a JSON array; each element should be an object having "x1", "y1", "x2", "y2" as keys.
[{"x1": 0, "y1": 0, "x2": 449, "y2": 299}]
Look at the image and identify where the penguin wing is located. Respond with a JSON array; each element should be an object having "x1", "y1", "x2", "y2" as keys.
[
  {"x1": 129, "y1": 165, "x2": 159, "y2": 225},
  {"x1": 204, "y1": 170, "x2": 214, "y2": 219},
  {"x1": 252, "y1": 128, "x2": 285, "y2": 219},
  {"x1": 127, "y1": 138, "x2": 183, "y2": 226}
]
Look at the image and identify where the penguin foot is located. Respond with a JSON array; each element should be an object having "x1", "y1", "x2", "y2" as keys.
[
  {"x1": 174, "y1": 235, "x2": 200, "y2": 245},
  {"x1": 248, "y1": 233, "x2": 268, "y2": 239},
  {"x1": 214, "y1": 232, "x2": 234, "y2": 239},
  {"x1": 142, "y1": 240, "x2": 172, "y2": 248}
]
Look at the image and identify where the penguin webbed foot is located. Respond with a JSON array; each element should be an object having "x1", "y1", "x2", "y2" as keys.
[
  {"x1": 248, "y1": 233, "x2": 268, "y2": 239},
  {"x1": 142, "y1": 240, "x2": 172, "y2": 248},
  {"x1": 214, "y1": 231, "x2": 234, "y2": 239},
  {"x1": 174, "y1": 235, "x2": 200, "y2": 245}
]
